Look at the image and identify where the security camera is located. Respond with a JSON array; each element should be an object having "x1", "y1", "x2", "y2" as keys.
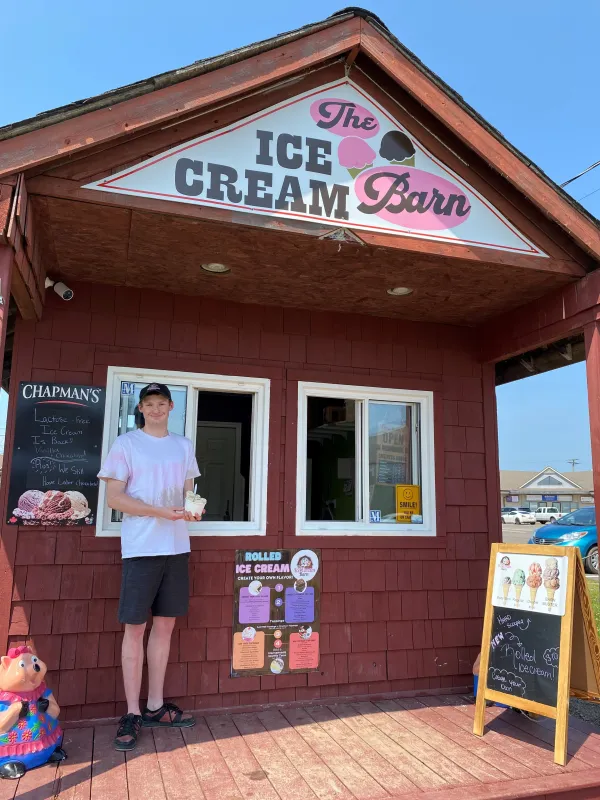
[{"x1": 45, "y1": 277, "x2": 74, "y2": 301}]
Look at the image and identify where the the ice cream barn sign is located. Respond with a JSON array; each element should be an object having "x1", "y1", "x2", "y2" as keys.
[{"x1": 86, "y1": 81, "x2": 543, "y2": 256}]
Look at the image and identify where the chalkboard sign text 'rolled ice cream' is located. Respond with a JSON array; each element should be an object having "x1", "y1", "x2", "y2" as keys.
[{"x1": 6, "y1": 382, "x2": 106, "y2": 526}]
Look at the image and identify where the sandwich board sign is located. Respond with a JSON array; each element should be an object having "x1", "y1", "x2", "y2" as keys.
[{"x1": 474, "y1": 543, "x2": 600, "y2": 765}]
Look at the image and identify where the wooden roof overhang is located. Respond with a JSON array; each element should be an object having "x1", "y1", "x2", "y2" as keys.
[{"x1": 1, "y1": 8, "x2": 599, "y2": 331}]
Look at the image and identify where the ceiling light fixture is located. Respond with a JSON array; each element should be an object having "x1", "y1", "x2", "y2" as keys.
[
  {"x1": 386, "y1": 287, "x2": 413, "y2": 297},
  {"x1": 201, "y1": 262, "x2": 231, "y2": 274}
]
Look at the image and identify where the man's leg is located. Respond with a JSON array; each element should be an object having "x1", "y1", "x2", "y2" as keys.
[
  {"x1": 122, "y1": 622, "x2": 147, "y2": 715},
  {"x1": 146, "y1": 616, "x2": 176, "y2": 711},
  {"x1": 141, "y1": 554, "x2": 195, "y2": 728}
]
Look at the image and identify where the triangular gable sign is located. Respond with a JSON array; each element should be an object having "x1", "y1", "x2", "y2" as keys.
[
  {"x1": 85, "y1": 80, "x2": 546, "y2": 257},
  {"x1": 521, "y1": 468, "x2": 582, "y2": 491}
]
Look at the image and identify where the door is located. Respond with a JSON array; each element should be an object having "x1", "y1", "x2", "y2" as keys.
[{"x1": 196, "y1": 422, "x2": 245, "y2": 521}]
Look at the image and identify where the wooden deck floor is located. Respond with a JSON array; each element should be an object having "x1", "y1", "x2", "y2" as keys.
[{"x1": 2, "y1": 695, "x2": 600, "y2": 800}]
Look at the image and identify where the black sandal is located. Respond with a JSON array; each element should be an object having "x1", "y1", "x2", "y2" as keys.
[
  {"x1": 114, "y1": 713, "x2": 142, "y2": 751},
  {"x1": 141, "y1": 702, "x2": 195, "y2": 728}
]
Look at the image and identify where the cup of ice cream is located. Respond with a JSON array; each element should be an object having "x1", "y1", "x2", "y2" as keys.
[{"x1": 184, "y1": 491, "x2": 206, "y2": 517}]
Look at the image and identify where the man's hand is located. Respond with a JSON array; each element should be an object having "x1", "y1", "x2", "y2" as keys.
[
  {"x1": 183, "y1": 509, "x2": 205, "y2": 522},
  {"x1": 155, "y1": 507, "x2": 185, "y2": 521}
]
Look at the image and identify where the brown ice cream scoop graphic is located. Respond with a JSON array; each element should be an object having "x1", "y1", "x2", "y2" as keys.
[{"x1": 379, "y1": 131, "x2": 416, "y2": 166}]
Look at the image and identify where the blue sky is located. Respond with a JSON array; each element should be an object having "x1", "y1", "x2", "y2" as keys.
[{"x1": 1, "y1": 0, "x2": 598, "y2": 469}]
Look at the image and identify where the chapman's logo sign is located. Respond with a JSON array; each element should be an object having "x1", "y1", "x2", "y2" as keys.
[{"x1": 85, "y1": 81, "x2": 545, "y2": 256}]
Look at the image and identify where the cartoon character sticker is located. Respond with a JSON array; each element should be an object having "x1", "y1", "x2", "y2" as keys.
[{"x1": 291, "y1": 550, "x2": 319, "y2": 582}]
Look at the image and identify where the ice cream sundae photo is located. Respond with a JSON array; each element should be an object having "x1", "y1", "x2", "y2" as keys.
[{"x1": 11, "y1": 488, "x2": 92, "y2": 525}]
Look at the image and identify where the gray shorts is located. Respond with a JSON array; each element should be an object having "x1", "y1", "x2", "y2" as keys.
[{"x1": 118, "y1": 553, "x2": 190, "y2": 625}]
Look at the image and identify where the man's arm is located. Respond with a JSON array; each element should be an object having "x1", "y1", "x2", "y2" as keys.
[{"x1": 105, "y1": 479, "x2": 183, "y2": 521}]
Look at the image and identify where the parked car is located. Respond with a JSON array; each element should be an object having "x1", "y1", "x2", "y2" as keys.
[
  {"x1": 528, "y1": 507, "x2": 598, "y2": 574},
  {"x1": 501, "y1": 508, "x2": 536, "y2": 525},
  {"x1": 534, "y1": 506, "x2": 565, "y2": 524}
]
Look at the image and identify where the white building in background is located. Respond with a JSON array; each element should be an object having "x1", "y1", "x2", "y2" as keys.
[{"x1": 500, "y1": 466, "x2": 593, "y2": 513}]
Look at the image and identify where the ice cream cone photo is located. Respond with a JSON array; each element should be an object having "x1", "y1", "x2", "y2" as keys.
[
  {"x1": 514, "y1": 585, "x2": 523, "y2": 605},
  {"x1": 529, "y1": 587, "x2": 538, "y2": 608},
  {"x1": 501, "y1": 576, "x2": 511, "y2": 602},
  {"x1": 546, "y1": 588, "x2": 556, "y2": 609}
]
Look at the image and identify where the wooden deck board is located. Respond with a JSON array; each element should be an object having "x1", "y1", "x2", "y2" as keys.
[
  {"x1": 395, "y1": 696, "x2": 537, "y2": 780},
  {"x1": 232, "y1": 713, "x2": 320, "y2": 800},
  {"x1": 354, "y1": 700, "x2": 478, "y2": 787},
  {"x1": 4, "y1": 695, "x2": 600, "y2": 800},
  {"x1": 304, "y1": 705, "x2": 418, "y2": 796},
  {"x1": 329, "y1": 703, "x2": 448, "y2": 791},
  {"x1": 152, "y1": 728, "x2": 204, "y2": 800},
  {"x1": 55, "y1": 727, "x2": 94, "y2": 800},
  {"x1": 257, "y1": 708, "x2": 356, "y2": 800},
  {"x1": 279, "y1": 707, "x2": 388, "y2": 800}
]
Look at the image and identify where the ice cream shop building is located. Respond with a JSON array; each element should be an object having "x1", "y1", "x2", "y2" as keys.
[{"x1": 0, "y1": 7, "x2": 599, "y2": 719}]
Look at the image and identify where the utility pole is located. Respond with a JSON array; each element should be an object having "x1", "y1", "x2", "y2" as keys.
[{"x1": 567, "y1": 459, "x2": 580, "y2": 471}]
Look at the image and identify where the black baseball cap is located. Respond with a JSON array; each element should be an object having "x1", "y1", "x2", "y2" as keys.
[{"x1": 139, "y1": 383, "x2": 172, "y2": 402}]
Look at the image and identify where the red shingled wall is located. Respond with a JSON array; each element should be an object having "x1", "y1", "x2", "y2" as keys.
[{"x1": 0, "y1": 281, "x2": 498, "y2": 720}]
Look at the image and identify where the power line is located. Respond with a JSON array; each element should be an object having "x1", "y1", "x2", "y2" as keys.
[
  {"x1": 567, "y1": 458, "x2": 580, "y2": 471},
  {"x1": 579, "y1": 186, "x2": 600, "y2": 202},
  {"x1": 560, "y1": 159, "x2": 600, "y2": 189}
]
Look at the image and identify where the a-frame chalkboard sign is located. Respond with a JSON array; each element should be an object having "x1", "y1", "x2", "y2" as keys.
[{"x1": 474, "y1": 543, "x2": 600, "y2": 765}]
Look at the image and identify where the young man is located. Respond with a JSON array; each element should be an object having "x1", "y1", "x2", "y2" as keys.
[{"x1": 98, "y1": 382, "x2": 203, "y2": 751}]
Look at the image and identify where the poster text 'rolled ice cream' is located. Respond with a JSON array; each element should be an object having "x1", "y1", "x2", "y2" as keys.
[
  {"x1": 493, "y1": 551, "x2": 567, "y2": 616},
  {"x1": 84, "y1": 81, "x2": 546, "y2": 257},
  {"x1": 6, "y1": 383, "x2": 106, "y2": 526}
]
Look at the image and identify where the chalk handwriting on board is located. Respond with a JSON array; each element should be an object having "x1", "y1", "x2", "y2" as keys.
[
  {"x1": 489, "y1": 667, "x2": 526, "y2": 696},
  {"x1": 543, "y1": 647, "x2": 559, "y2": 670},
  {"x1": 498, "y1": 613, "x2": 531, "y2": 632}
]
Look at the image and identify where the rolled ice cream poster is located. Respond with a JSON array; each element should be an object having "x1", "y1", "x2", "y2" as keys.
[
  {"x1": 84, "y1": 80, "x2": 544, "y2": 256},
  {"x1": 493, "y1": 551, "x2": 567, "y2": 616},
  {"x1": 231, "y1": 549, "x2": 321, "y2": 677},
  {"x1": 6, "y1": 382, "x2": 106, "y2": 526}
]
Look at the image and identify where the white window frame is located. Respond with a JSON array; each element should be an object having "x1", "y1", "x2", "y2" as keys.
[
  {"x1": 96, "y1": 366, "x2": 270, "y2": 537},
  {"x1": 296, "y1": 381, "x2": 436, "y2": 536}
]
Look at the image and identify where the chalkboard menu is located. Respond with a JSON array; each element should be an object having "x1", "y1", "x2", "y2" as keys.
[
  {"x1": 6, "y1": 382, "x2": 106, "y2": 526},
  {"x1": 232, "y1": 549, "x2": 321, "y2": 677},
  {"x1": 488, "y1": 607, "x2": 560, "y2": 706}
]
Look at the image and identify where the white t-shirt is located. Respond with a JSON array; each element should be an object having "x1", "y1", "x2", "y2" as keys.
[{"x1": 98, "y1": 429, "x2": 201, "y2": 559}]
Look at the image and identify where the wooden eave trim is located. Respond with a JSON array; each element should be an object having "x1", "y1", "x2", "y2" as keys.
[
  {"x1": 0, "y1": 18, "x2": 361, "y2": 180},
  {"x1": 26, "y1": 173, "x2": 584, "y2": 277},
  {"x1": 359, "y1": 21, "x2": 600, "y2": 263}
]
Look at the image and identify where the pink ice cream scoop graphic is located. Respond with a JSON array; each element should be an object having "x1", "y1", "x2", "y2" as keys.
[{"x1": 338, "y1": 137, "x2": 377, "y2": 179}]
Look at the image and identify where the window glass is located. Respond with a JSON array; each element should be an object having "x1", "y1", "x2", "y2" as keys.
[
  {"x1": 557, "y1": 507, "x2": 596, "y2": 526},
  {"x1": 112, "y1": 382, "x2": 187, "y2": 522},
  {"x1": 98, "y1": 370, "x2": 270, "y2": 536},
  {"x1": 196, "y1": 391, "x2": 252, "y2": 522},
  {"x1": 306, "y1": 397, "x2": 356, "y2": 521},
  {"x1": 369, "y1": 401, "x2": 421, "y2": 524},
  {"x1": 117, "y1": 381, "x2": 187, "y2": 436}
]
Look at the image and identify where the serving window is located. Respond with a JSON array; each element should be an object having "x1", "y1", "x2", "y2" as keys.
[
  {"x1": 96, "y1": 367, "x2": 270, "y2": 536},
  {"x1": 296, "y1": 381, "x2": 436, "y2": 536}
]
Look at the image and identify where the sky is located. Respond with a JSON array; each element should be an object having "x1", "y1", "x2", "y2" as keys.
[{"x1": 1, "y1": 0, "x2": 599, "y2": 470}]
